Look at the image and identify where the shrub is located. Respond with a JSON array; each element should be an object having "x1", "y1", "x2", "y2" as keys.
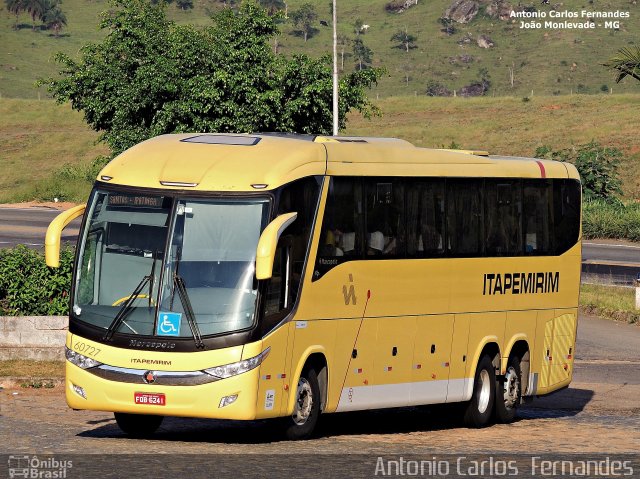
[
  {"x1": 0, "y1": 246, "x2": 74, "y2": 316},
  {"x1": 582, "y1": 200, "x2": 640, "y2": 241},
  {"x1": 534, "y1": 141, "x2": 623, "y2": 200},
  {"x1": 425, "y1": 80, "x2": 452, "y2": 97}
]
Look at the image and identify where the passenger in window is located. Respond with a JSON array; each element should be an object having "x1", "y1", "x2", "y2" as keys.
[
  {"x1": 319, "y1": 229, "x2": 344, "y2": 257},
  {"x1": 383, "y1": 236, "x2": 397, "y2": 255},
  {"x1": 367, "y1": 231, "x2": 384, "y2": 256},
  {"x1": 339, "y1": 231, "x2": 356, "y2": 255}
]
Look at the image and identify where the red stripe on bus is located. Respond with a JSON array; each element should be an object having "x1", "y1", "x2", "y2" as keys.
[{"x1": 535, "y1": 160, "x2": 546, "y2": 178}]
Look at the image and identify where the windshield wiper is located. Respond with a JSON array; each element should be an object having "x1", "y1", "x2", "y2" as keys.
[
  {"x1": 103, "y1": 249, "x2": 158, "y2": 341},
  {"x1": 103, "y1": 274, "x2": 151, "y2": 341},
  {"x1": 173, "y1": 273, "x2": 205, "y2": 349}
]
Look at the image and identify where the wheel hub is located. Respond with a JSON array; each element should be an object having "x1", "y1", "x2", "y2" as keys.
[
  {"x1": 292, "y1": 377, "x2": 313, "y2": 425},
  {"x1": 477, "y1": 369, "x2": 491, "y2": 414},
  {"x1": 503, "y1": 366, "x2": 520, "y2": 409}
]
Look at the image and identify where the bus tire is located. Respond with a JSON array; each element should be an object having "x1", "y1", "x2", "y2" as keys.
[
  {"x1": 463, "y1": 355, "x2": 495, "y2": 428},
  {"x1": 114, "y1": 413, "x2": 163, "y2": 437},
  {"x1": 495, "y1": 355, "x2": 522, "y2": 424},
  {"x1": 281, "y1": 367, "x2": 321, "y2": 440}
]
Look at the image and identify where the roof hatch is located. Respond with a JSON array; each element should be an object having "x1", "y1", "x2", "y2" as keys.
[{"x1": 180, "y1": 135, "x2": 261, "y2": 146}]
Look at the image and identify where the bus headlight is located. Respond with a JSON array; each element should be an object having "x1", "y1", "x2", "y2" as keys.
[
  {"x1": 65, "y1": 347, "x2": 102, "y2": 369},
  {"x1": 204, "y1": 347, "x2": 270, "y2": 379}
]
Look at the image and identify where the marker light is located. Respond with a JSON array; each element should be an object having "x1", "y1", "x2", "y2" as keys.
[
  {"x1": 204, "y1": 348, "x2": 270, "y2": 379},
  {"x1": 219, "y1": 394, "x2": 238, "y2": 408},
  {"x1": 65, "y1": 347, "x2": 102, "y2": 370},
  {"x1": 71, "y1": 383, "x2": 87, "y2": 399}
]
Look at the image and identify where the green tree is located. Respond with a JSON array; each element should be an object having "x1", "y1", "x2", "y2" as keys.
[
  {"x1": 603, "y1": 46, "x2": 640, "y2": 83},
  {"x1": 259, "y1": 0, "x2": 285, "y2": 16},
  {"x1": 337, "y1": 34, "x2": 350, "y2": 71},
  {"x1": 353, "y1": 17, "x2": 363, "y2": 35},
  {"x1": 438, "y1": 17, "x2": 455, "y2": 35},
  {"x1": 291, "y1": 3, "x2": 317, "y2": 42},
  {"x1": 5, "y1": 0, "x2": 27, "y2": 29},
  {"x1": 42, "y1": 0, "x2": 382, "y2": 155},
  {"x1": 43, "y1": 4, "x2": 66, "y2": 36},
  {"x1": 535, "y1": 142, "x2": 623, "y2": 200},
  {"x1": 391, "y1": 28, "x2": 417, "y2": 52},
  {"x1": 353, "y1": 37, "x2": 373, "y2": 71},
  {"x1": 25, "y1": 0, "x2": 51, "y2": 30}
]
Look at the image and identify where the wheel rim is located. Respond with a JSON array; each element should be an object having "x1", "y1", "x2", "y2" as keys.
[
  {"x1": 477, "y1": 369, "x2": 491, "y2": 414},
  {"x1": 292, "y1": 377, "x2": 313, "y2": 425},
  {"x1": 502, "y1": 366, "x2": 520, "y2": 410}
]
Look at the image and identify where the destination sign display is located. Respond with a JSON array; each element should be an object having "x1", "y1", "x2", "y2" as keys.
[{"x1": 107, "y1": 194, "x2": 165, "y2": 208}]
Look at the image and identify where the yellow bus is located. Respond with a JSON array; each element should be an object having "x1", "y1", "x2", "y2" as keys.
[{"x1": 46, "y1": 133, "x2": 581, "y2": 439}]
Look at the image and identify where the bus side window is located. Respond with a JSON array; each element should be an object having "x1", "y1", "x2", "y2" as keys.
[
  {"x1": 365, "y1": 179, "x2": 404, "y2": 257},
  {"x1": 523, "y1": 180, "x2": 552, "y2": 255},
  {"x1": 314, "y1": 178, "x2": 363, "y2": 279},
  {"x1": 263, "y1": 246, "x2": 285, "y2": 317},
  {"x1": 485, "y1": 180, "x2": 522, "y2": 256},
  {"x1": 275, "y1": 176, "x2": 321, "y2": 300},
  {"x1": 406, "y1": 180, "x2": 444, "y2": 257},
  {"x1": 553, "y1": 179, "x2": 581, "y2": 255},
  {"x1": 447, "y1": 179, "x2": 483, "y2": 256}
]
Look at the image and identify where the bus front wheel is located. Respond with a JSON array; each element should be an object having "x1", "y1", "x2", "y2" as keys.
[
  {"x1": 463, "y1": 355, "x2": 496, "y2": 428},
  {"x1": 281, "y1": 367, "x2": 321, "y2": 440},
  {"x1": 495, "y1": 356, "x2": 522, "y2": 423},
  {"x1": 114, "y1": 412, "x2": 163, "y2": 437}
]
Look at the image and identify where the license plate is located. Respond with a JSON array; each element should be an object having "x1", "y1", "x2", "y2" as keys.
[{"x1": 134, "y1": 392, "x2": 166, "y2": 406}]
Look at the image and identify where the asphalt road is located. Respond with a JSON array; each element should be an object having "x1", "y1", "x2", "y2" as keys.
[
  {"x1": 581, "y1": 241, "x2": 640, "y2": 285},
  {"x1": 0, "y1": 207, "x2": 81, "y2": 249}
]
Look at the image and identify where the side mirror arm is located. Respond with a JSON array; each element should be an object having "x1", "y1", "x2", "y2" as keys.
[
  {"x1": 255, "y1": 212, "x2": 297, "y2": 280},
  {"x1": 45, "y1": 205, "x2": 85, "y2": 267}
]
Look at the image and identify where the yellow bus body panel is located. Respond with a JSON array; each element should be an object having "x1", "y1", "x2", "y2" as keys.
[{"x1": 64, "y1": 134, "x2": 582, "y2": 420}]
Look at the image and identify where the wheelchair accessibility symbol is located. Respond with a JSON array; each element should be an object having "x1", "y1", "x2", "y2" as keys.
[{"x1": 156, "y1": 311, "x2": 182, "y2": 337}]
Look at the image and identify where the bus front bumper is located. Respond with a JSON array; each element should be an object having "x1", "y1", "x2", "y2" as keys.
[{"x1": 65, "y1": 362, "x2": 260, "y2": 420}]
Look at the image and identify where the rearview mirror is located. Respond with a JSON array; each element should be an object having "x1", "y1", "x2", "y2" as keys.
[
  {"x1": 45, "y1": 205, "x2": 85, "y2": 267},
  {"x1": 255, "y1": 212, "x2": 297, "y2": 280}
]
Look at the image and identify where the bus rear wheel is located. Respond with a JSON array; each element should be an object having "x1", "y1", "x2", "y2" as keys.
[
  {"x1": 463, "y1": 355, "x2": 496, "y2": 428},
  {"x1": 495, "y1": 356, "x2": 522, "y2": 424},
  {"x1": 114, "y1": 412, "x2": 164, "y2": 437},
  {"x1": 281, "y1": 367, "x2": 321, "y2": 440}
]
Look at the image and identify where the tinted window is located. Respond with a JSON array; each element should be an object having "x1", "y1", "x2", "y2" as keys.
[
  {"x1": 406, "y1": 180, "x2": 445, "y2": 257},
  {"x1": 523, "y1": 180, "x2": 553, "y2": 255},
  {"x1": 365, "y1": 179, "x2": 404, "y2": 257},
  {"x1": 447, "y1": 179, "x2": 483, "y2": 256},
  {"x1": 315, "y1": 177, "x2": 363, "y2": 278},
  {"x1": 263, "y1": 176, "x2": 322, "y2": 319},
  {"x1": 485, "y1": 180, "x2": 522, "y2": 256},
  {"x1": 553, "y1": 179, "x2": 581, "y2": 255}
]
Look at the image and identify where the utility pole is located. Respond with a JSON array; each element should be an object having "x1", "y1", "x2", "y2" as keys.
[{"x1": 332, "y1": 0, "x2": 339, "y2": 136}]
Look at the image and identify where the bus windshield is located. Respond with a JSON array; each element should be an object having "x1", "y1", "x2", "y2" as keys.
[{"x1": 73, "y1": 189, "x2": 270, "y2": 339}]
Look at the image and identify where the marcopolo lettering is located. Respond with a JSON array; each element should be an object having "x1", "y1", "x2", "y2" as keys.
[
  {"x1": 483, "y1": 272, "x2": 559, "y2": 295},
  {"x1": 129, "y1": 339, "x2": 177, "y2": 350}
]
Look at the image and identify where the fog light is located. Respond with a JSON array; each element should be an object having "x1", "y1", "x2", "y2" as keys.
[
  {"x1": 71, "y1": 383, "x2": 87, "y2": 399},
  {"x1": 219, "y1": 394, "x2": 238, "y2": 408}
]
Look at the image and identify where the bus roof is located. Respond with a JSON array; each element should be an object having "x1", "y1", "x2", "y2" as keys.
[{"x1": 98, "y1": 133, "x2": 579, "y2": 192}]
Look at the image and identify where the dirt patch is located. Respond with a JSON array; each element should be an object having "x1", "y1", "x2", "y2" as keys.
[{"x1": 542, "y1": 104, "x2": 562, "y2": 110}]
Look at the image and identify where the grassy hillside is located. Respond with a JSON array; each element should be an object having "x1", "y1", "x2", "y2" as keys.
[
  {"x1": 1, "y1": 94, "x2": 638, "y2": 203},
  {"x1": 1, "y1": 0, "x2": 638, "y2": 99},
  {"x1": 0, "y1": 99, "x2": 108, "y2": 202}
]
